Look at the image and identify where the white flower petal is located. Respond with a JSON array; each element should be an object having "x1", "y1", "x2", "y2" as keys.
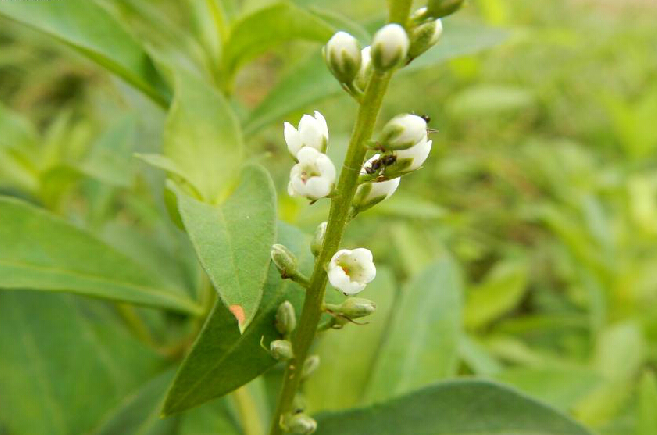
[
  {"x1": 305, "y1": 177, "x2": 330, "y2": 199},
  {"x1": 314, "y1": 111, "x2": 329, "y2": 141},
  {"x1": 284, "y1": 122, "x2": 302, "y2": 156}
]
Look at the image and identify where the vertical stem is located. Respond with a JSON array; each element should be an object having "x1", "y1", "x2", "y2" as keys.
[
  {"x1": 267, "y1": 3, "x2": 414, "y2": 433},
  {"x1": 233, "y1": 386, "x2": 264, "y2": 435}
]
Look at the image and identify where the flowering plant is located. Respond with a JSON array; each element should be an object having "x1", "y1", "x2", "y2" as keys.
[{"x1": 0, "y1": 0, "x2": 595, "y2": 434}]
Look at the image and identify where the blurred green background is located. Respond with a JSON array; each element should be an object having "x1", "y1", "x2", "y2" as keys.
[{"x1": 1, "y1": 0, "x2": 657, "y2": 434}]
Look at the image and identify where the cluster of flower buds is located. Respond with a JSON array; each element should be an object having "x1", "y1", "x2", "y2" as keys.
[
  {"x1": 324, "y1": 24, "x2": 410, "y2": 98},
  {"x1": 285, "y1": 112, "x2": 336, "y2": 201}
]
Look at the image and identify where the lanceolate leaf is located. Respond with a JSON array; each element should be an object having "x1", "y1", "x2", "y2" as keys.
[
  {"x1": 314, "y1": 380, "x2": 593, "y2": 435},
  {"x1": 162, "y1": 223, "x2": 311, "y2": 415},
  {"x1": 0, "y1": 0, "x2": 170, "y2": 107},
  {"x1": 164, "y1": 69, "x2": 243, "y2": 203},
  {"x1": 171, "y1": 165, "x2": 276, "y2": 329},
  {"x1": 364, "y1": 257, "x2": 463, "y2": 404},
  {"x1": 244, "y1": 19, "x2": 507, "y2": 135},
  {"x1": 90, "y1": 370, "x2": 240, "y2": 435},
  {"x1": 222, "y1": 1, "x2": 334, "y2": 77},
  {"x1": 0, "y1": 292, "x2": 163, "y2": 435},
  {"x1": 0, "y1": 197, "x2": 201, "y2": 314}
]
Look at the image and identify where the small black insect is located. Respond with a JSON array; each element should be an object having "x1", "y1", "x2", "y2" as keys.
[
  {"x1": 364, "y1": 158, "x2": 383, "y2": 174},
  {"x1": 420, "y1": 114, "x2": 431, "y2": 124},
  {"x1": 382, "y1": 154, "x2": 397, "y2": 166}
]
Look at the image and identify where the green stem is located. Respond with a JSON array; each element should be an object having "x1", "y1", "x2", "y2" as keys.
[
  {"x1": 233, "y1": 386, "x2": 264, "y2": 435},
  {"x1": 387, "y1": 0, "x2": 413, "y2": 26},
  {"x1": 267, "y1": 70, "x2": 394, "y2": 435}
]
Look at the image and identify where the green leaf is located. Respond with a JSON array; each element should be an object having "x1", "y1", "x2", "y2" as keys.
[
  {"x1": 0, "y1": 292, "x2": 163, "y2": 435},
  {"x1": 90, "y1": 370, "x2": 240, "y2": 435},
  {"x1": 464, "y1": 260, "x2": 528, "y2": 329},
  {"x1": 162, "y1": 223, "x2": 310, "y2": 415},
  {"x1": 171, "y1": 165, "x2": 276, "y2": 328},
  {"x1": 364, "y1": 258, "x2": 463, "y2": 404},
  {"x1": 0, "y1": 0, "x2": 170, "y2": 107},
  {"x1": 0, "y1": 196, "x2": 201, "y2": 314},
  {"x1": 495, "y1": 367, "x2": 602, "y2": 411},
  {"x1": 314, "y1": 380, "x2": 593, "y2": 435},
  {"x1": 79, "y1": 116, "x2": 137, "y2": 187},
  {"x1": 306, "y1": 268, "x2": 397, "y2": 413},
  {"x1": 222, "y1": 1, "x2": 334, "y2": 77},
  {"x1": 244, "y1": 19, "x2": 507, "y2": 135},
  {"x1": 164, "y1": 69, "x2": 243, "y2": 203},
  {"x1": 91, "y1": 371, "x2": 179, "y2": 435},
  {"x1": 638, "y1": 371, "x2": 657, "y2": 435}
]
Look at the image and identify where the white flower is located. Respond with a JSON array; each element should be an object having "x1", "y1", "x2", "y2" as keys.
[
  {"x1": 371, "y1": 24, "x2": 409, "y2": 71},
  {"x1": 328, "y1": 248, "x2": 376, "y2": 295},
  {"x1": 288, "y1": 147, "x2": 336, "y2": 200},
  {"x1": 354, "y1": 154, "x2": 401, "y2": 210},
  {"x1": 324, "y1": 31, "x2": 361, "y2": 83},
  {"x1": 395, "y1": 134, "x2": 432, "y2": 172},
  {"x1": 354, "y1": 46, "x2": 372, "y2": 91},
  {"x1": 284, "y1": 111, "x2": 329, "y2": 157},
  {"x1": 379, "y1": 114, "x2": 428, "y2": 150},
  {"x1": 429, "y1": 19, "x2": 444, "y2": 45}
]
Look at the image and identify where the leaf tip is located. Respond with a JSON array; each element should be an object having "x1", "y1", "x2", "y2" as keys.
[{"x1": 230, "y1": 304, "x2": 246, "y2": 328}]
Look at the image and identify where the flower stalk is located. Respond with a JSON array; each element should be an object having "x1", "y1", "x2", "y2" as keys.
[{"x1": 268, "y1": 6, "x2": 414, "y2": 434}]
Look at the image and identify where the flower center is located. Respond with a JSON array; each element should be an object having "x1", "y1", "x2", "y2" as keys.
[
  {"x1": 299, "y1": 164, "x2": 321, "y2": 183},
  {"x1": 337, "y1": 255, "x2": 365, "y2": 283}
]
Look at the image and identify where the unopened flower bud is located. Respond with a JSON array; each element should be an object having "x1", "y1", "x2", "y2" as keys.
[
  {"x1": 378, "y1": 114, "x2": 428, "y2": 150},
  {"x1": 310, "y1": 221, "x2": 327, "y2": 256},
  {"x1": 271, "y1": 244, "x2": 298, "y2": 278},
  {"x1": 371, "y1": 24, "x2": 409, "y2": 72},
  {"x1": 270, "y1": 339, "x2": 293, "y2": 360},
  {"x1": 338, "y1": 297, "x2": 377, "y2": 318},
  {"x1": 302, "y1": 355, "x2": 321, "y2": 379},
  {"x1": 353, "y1": 176, "x2": 400, "y2": 212},
  {"x1": 323, "y1": 31, "x2": 361, "y2": 84},
  {"x1": 409, "y1": 19, "x2": 443, "y2": 60},
  {"x1": 284, "y1": 111, "x2": 329, "y2": 157},
  {"x1": 428, "y1": 0, "x2": 466, "y2": 18},
  {"x1": 354, "y1": 46, "x2": 372, "y2": 91},
  {"x1": 275, "y1": 300, "x2": 296, "y2": 336},
  {"x1": 282, "y1": 413, "x2": 317, "y2": 434}
]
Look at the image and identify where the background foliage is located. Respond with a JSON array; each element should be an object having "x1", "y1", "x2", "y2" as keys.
[{"x1": 1, "y1": 0, "x2": 656, "y2": 434}]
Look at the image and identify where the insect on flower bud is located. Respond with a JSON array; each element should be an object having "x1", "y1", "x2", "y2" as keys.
[
  {"x1": 270, "y1": 339, "x2": 294, "y2": 361},
  {"x1": 323, "y1": 31, "x2": 361, "y2": 84},
  {"x1": 378, "y1": 114, "x2": 428, "y2": 150},
  {"x1": 281, "y1": 413, "x2": 317, "y2": 434},
  {"x1": 271, "y1": 244, "x2": 298, "y2": 278},
  {"x1": 302, "y1": 355, "x2": 321, "y2": 379},
  {"x1": 428, "y1": 0, "x2": 466, "y2": 18},
  {"x1": 310, "y1": 221, "x2": 328, "y2": 256},
  {"x1": 275, "y1": 300, "x2": 296, "y2": 336},
  {"x1": 371, "y1": 24, "x2": 410, "y2": 72},
  {"x1": 409, "y1": 18, "x2": 443, "y2": 60}
]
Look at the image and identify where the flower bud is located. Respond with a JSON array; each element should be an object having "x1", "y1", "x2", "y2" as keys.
[
  {"x1": 354, "y1": 46, "x2": 372, "y2": 91},
  {"x1": 270, "y1": 339, "x2": 294, "y2": 360},
  {"x1": 323, "y1": 31, "x2": 361, "y2": 84},
  {"x1": 337, "y1": 297, "x2": 377, "y2": 318},
  {"x1": 275, "y1": 300, "x2": 296, "y2": 336},
  {"x1": 282, "y1": 413, "x2": 317, "y2": 434},
  {"x1": 409, "y1": 19, "x2": 443, "y2": 60},
  {"x1": 353, "y1": 177, "x2": 400, "y2": 212},
  {"x1": 310, "y1": 221, "x2": 327, "y2": 256},
  {"x1": 271, "y1": 244, "x2": 298, "y2": 278},
  {"x1": 428, "y1": 0, "x2": 466, "y2": 18},
  {"x1": 378, "y1": 114, "x2": 428, "y2": 150},
  {"x1": 302, "y1": 355, "x2": 321, "y2": 379},
  {"x1": 371, "y1": 24, "x2": 409, "y2": 72}
]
